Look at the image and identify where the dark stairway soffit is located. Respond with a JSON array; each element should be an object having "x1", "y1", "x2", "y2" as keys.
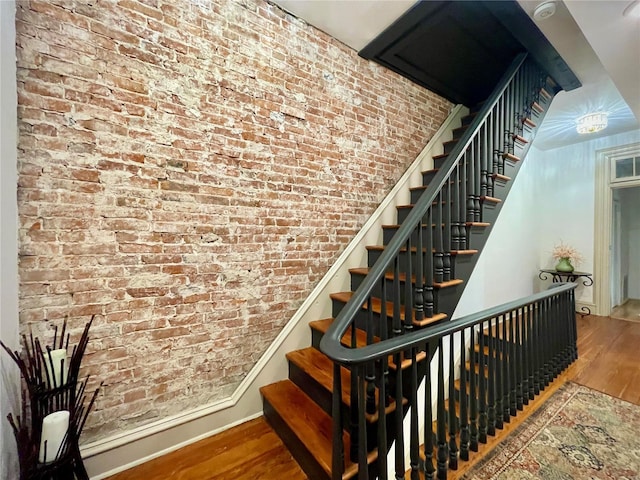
[{"x1": 359, "y1": 0, "x2": 581, "y2": 106}]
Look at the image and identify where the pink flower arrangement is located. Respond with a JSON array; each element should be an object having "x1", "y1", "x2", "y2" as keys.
[{"x1": 552, "y1": 242, "x2": 584, "y2": 266}]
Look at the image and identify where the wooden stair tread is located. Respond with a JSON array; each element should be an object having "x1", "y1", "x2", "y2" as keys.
[
  {"x1": 310, "y1": 317, "x2": 430, "y2": 371},
  {"x1": 466, "y1": 221, "x2": 490, "y2": 227},
  {"x1": 512, "y1": 134, "x2": 528, "y2": 145},
  {"x1": 382, "y1": 222, "x2": 489, "y2": 229},
  {"x1": 330, "y1": 290, "x2": 448, "y2": 327},
  {"x1": 310, "y1": 318, "x2": 374, "y2": 349},
  {"x1": 433, "y1": 278, "x2": 464, "y2": 288},
  {"x1": 349, "y1": 267, "x2": 463, "y2": 293},
  {"x1": 260, "y1": 379, "x2": 366, "y2": 479},
  {"x1": 287, "y1": 348, "x2": 352, "y2": 408},
  {"x1": 480, "y1": 195, "x2": 501, "y2": 204},
  {"x1": 310, "y1": 318, "x2": 370, "y2": 348},
  {"x1": 287, "y1": 347, "x2": 407, "y2": 423},
  {"x1": 531, "y1": 101, "x2": 544, "y2": 113},
  {"x1": 450, "y1": 249, "x2": 479, "y2": 256},
  {"x1": 502, "y1": 152, "x2": 521, "y2": 162},
  {"x1": 491, "y1": 173, "x2": 511, "y2": 182},
  {"x1": 366, "y1": 245, "x2": 477, "y2": 256},
  {"x1": 522, "y1": 117, "x2": 537, "y2": 128}
]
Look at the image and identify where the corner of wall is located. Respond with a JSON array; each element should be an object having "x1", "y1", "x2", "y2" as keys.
[{"x1": 0, "y1": 1, "x2": 20, "y2": 479}]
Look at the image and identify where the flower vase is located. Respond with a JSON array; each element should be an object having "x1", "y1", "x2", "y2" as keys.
[{"x1": 555, "y1": 257, "x2": 574, "y2": 273}]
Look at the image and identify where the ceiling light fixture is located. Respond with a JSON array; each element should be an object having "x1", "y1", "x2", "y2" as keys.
[
  {"x1": 576, "y1": 112, "x2": 608, "y2": 134},
  {"x1": 623, "y1": 0, "x2": 640, "y2": 18},
  {"x1": 533, "y1": 1, "x2": 556, "y2": 21}
]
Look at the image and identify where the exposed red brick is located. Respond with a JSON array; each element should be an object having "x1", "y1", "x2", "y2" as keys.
[{"x1": 16, "y1": 0, "x2": 452, "y2": 442}]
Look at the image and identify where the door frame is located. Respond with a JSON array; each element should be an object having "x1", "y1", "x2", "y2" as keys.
[{"x1": 594, "y1": 142, "x2": 640, "y2": 315}]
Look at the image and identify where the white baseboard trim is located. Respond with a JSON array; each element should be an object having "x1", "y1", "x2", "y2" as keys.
[{"x1": 82, "y1": 104, "x2": 466, "y2": 479}]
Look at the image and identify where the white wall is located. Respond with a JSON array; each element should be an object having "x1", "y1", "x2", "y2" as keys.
[
  {"x1": 454, "y1": 152, "x2": 540, "y2": 317},
  {"x1": 0, "y1": 1, "x2": 19, "y2": 479},
  {"x1": 454, "y1": 128, "x2": 640, "y2": 314},
  {"x1": 528, "y1": 129, "x2": 640, "y2": 306}
]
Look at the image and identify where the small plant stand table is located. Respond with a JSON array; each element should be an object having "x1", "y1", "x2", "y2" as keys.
[{"x1": 539, "y1": 269, "x2": 593, "y2": 316}]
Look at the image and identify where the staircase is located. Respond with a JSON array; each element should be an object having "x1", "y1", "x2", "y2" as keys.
[{"x1": 260, "y1": 54, "x2": 575, "y2": 480}]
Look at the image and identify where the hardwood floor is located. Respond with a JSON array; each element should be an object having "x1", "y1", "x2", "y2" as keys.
[{"x1": 106, "y1": 315, "x2": 640, "y2": 480}]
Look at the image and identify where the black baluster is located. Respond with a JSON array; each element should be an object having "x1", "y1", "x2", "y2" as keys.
[
  {"x1": 480, "y1": 124, "x2": 488, "y2": 199},
  {"x1": 434, "y1": 192, "x2": 444, "y2": 284},
  {"x1": 424, "y1": 207, "x2": 435, "y2": 318},
  {"x1": 502, "y1": 312, "x2": 511, "y2": 423},
  {"x1": 443, "y1": 181, "x2": 451, "y2": 282},
  {"x1": 478, "y1": 321, "x2": 488, "y2": 444},
  {"x1": 448, "y1": 334, "x2": 458, "y2": 470},
  {"x1": 473, "y1": 137, "x2": 481, "y2": 223},
  {"x1": 487, "y1": 318, "x2": 497, "y2": 436},
  {"x1": 467, "y1": 144, "x2": 475, "y2": 223},
  {"x1": 423, "y1": 342, "x2": 435, "y2": 480},
  {"x1": 415, "y1": 220, "x2": 424, "y2": 323},
  {"x1": 495, "y1": 315, "x2": 504, "y2": 430},
  {"x1": 532, "y1": 300, "x2": 541, "y2": 396},
  {"x1": 410, "y1": 347, "x2": 420, "y2": 480},
  {"x1": 521, "y1": 305, "x2": 530, "y2": 406},
  {"x1": 527, "y1": 302, "x2": 535, "y2": 400},
  {"x1": 405, "y1": 237, "x2": 415, "y2": 335},
  {"x1": 497, "y1": 96, "x2": 505, "y2": 175},
  {"x1": 451, "y1": 164, "x2": 460, "y2": 251},
  {"x1": 366, "y1": 305, "x2": 376, "y2": 416},
  {"x1": 394, "y1": 349, "x2": 404, "y2": 480},
  {"x1": 380, "y1": 277, "x2": 390, "y2": 408},
  {"x1": 350, "y1": 320, "x2": 359, "y2": 461},
  {"x1": 377, "y1": 355, "x2": 388, "y2": 480},
  {"x1": 459, "y1": 329, "x2": 470, "y2": 461},
  {"x1": 516, "y1": 307, "x2": 524, "y2": 410},
  {"x1": 357, "y1": 365, "x2": 369, "y2": 479},
  {"x1": 436, "y1": 338, "x2": 448, "y2": 480},
  {"x1": 459, "y1": 152, "x2": 468, "y2": 249},
  {"x1": 509, "y1": 311, "x2": 517, "y2": 417},
  {"x1": 332, "y1": 362, "x2": 345, "y2": 480},
  {"x1": 469, "y1": 325, "x2": 479, "y2": 452}
]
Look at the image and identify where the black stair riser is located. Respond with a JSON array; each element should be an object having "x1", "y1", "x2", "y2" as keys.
[
  {"x1": 422, "y1": 169, "x2": 439, "y2": 185},
  {"x1": 350, "y1": 270, "x2": 449, "y2": 310},
  {"x1": 367, "y1": 247, "x2": 431, "y2": 275},
  {"x1": 367, "y1": 247, "x2": 473, "y2": 278},
  {"x1": 443, "y1": 140, "x2": 459, "y2": 155},
  {"x1": 397, "y1": 205, "x2": 491, "y2": 226},
  {"x1": 434, "y1": 155, "x2": 449, "y2": 170},
  {"x1": 382, "y1": 223, "x2": 488, "y2": 251},
  {"x1": 452, "y1": 125, "x2": 469, "y2": 139},
  {"x1": 331, "y1": 299, "x2": 422, "y2": 337},
  {"x1": 383, "y1": 224, "x2": 452, "y2": 247}
]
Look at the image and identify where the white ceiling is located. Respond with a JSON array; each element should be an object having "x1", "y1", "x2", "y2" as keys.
[{"x1": 273, "y1": 0, "x2": 640, "y2": 150}]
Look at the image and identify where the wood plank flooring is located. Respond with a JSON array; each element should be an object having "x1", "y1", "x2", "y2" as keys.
[{"x1": 107, "y1": 315, "x2": 640, "y2": 480}]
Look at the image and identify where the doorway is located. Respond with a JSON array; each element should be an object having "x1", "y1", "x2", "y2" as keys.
[
  {"x1": 610, "y1": 185, "x2": 640, "y2": 321},
  {"x1": 594, "y1": 142, "x2": 640, "y2": 319}
]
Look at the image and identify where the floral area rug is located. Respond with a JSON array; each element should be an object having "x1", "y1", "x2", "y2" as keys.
[{"x1": 462, "y1": 382, "x2": 640, "y2": 479}]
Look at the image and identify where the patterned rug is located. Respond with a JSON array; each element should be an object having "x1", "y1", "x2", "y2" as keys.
[{"x1": 462, "y1": 382, "x2": 640, "y2": 479}]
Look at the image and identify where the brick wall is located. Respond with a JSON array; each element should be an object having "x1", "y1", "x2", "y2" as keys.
[{"x1": 16, "y1": 0, "x2": 452, "y2": 440}]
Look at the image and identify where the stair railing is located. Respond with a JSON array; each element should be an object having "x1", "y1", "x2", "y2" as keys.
[
  {"x1": 320, "y1": 51, "x2": 563, "y2": 479},
  {"x1": 322, "y1": 283, "x2": 578, "y2": 479}
]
